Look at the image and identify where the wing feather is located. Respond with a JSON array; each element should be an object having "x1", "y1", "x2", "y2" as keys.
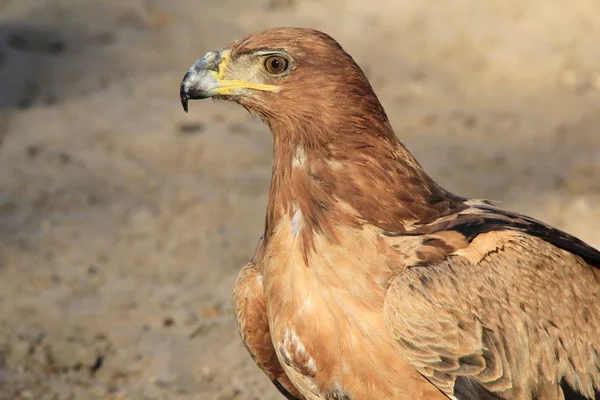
[
  {"x1": 385, "y1": 201, "x2": 600, "y2": 268},
  {"x1": 383, "y1": 208, "x2": 600, "y2": 400},
  {"x1": 232, "y1": 240, "x2": 304, "y2": 400}
]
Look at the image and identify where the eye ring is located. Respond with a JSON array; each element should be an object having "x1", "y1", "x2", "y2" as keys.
[{"x1": 264, "y1": 55, "x2": 289, "y2": 75}]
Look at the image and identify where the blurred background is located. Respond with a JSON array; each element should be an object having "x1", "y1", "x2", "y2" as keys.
[{"x1": 0, "y1": 0, "x2": 598, "y2": 399}]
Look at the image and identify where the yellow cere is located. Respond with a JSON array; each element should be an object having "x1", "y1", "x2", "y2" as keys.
[
  {"x1": 208, "y1": 50, "x2": 279, "y2": 95},
  {"x1": 217, "y1": 50, "x2": 231, "y2": 80}
]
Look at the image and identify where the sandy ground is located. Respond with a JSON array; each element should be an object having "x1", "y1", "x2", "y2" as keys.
[{"x1": 0, "y1": 0, "x2": 598, "y2": 399}]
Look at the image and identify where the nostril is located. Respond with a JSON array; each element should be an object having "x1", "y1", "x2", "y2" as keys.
[{"x1": 192, "y1": 51, "x2": 221, "y2": 72}]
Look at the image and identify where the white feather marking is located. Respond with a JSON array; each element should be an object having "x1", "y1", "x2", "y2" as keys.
[
  {"x1": 281, "y1": 330, "x2": 292, "y2": 361},
  {"x1": 280, "y1": 328, "x2": 317, "y2": 376},
  {"x1": 291, "y1": 207, "x2": 302, "y2": 236},
  {"x1": 292, "y1": 146, "x2": 306, "y2": 167},
  {"x1": 306, "y1": 358, "x2": 316, "y2": 373},
  {"x1": 301, "y1": 294, "x2": 312, "y2": 310},
  {"x1": 328, "y1": 159, "x2": 343, "y2": 169}
]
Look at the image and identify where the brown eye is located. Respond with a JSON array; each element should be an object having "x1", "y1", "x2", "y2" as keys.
[{"x1": 264, "y1": 55, "x2": 289, "y2": 75}]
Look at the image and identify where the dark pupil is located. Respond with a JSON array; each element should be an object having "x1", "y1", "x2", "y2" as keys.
[{"x1": 271, "y1": 59, "x2": 280, "y2": 70}]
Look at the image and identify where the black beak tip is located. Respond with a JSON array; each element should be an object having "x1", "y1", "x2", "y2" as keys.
[
  {"x1": 181, "y1": 96, "x2": 189, "y2": 113},
  {"x1": 180, "y1": 84, "x2": 189, "y2": 113}
]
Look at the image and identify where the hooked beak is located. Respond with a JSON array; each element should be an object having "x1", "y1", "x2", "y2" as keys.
[{"x1": 180, "y1": 50, "x2": 277, "y2": 113}]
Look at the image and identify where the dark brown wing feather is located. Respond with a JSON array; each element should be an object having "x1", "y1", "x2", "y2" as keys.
[
  {"x1": 453, "y1": 376, "x2": 504, "y2": 400},
  {"x1": 272, "y1": 379, "x2": 302, "y2": 400},
  {"x1": 385, "y1": 201, "x2": 600, "y2": 268},
  {"x1": 450, "y1": 203, "x2": 600, "y2": 268},
  {"x1": 561, "y1": 379, "x2": 600, "y2": 400}
]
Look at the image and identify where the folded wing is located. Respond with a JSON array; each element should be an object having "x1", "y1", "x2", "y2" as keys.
[{"x1": 383, "y1": 203, "x2": 600, "y2": 399}]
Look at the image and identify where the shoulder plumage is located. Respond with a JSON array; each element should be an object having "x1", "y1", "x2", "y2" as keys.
[{"x1": 384, "y1": 200, "x2": 600, "y2": 269}]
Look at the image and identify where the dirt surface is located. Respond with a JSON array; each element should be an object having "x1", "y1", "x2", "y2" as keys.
[{"x1": 0, "y1": 0, "x2": 598, "y2": 399}]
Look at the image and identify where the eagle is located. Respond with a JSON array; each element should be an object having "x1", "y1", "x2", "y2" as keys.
[{"x1": 180, "y1": 28, "x2": 600, "y2": 400}]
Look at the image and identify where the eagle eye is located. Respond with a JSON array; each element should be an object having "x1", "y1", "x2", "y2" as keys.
[{"x1": 264, "y1": 55, "x2": 289, "y2": 75}]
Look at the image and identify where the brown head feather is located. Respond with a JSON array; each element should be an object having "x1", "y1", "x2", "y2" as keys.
[{"x1": 224, "y1": 28, "x2": 465, "y2": 253}]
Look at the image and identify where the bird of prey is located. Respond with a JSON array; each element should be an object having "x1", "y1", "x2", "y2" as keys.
[{"x1": 180, "y1": 28, "x2": 600, "y2": 400}]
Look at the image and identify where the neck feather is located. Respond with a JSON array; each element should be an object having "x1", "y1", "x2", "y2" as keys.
[{"x1": 263, "y1": 108, "x2": 464, "y2": 252}]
